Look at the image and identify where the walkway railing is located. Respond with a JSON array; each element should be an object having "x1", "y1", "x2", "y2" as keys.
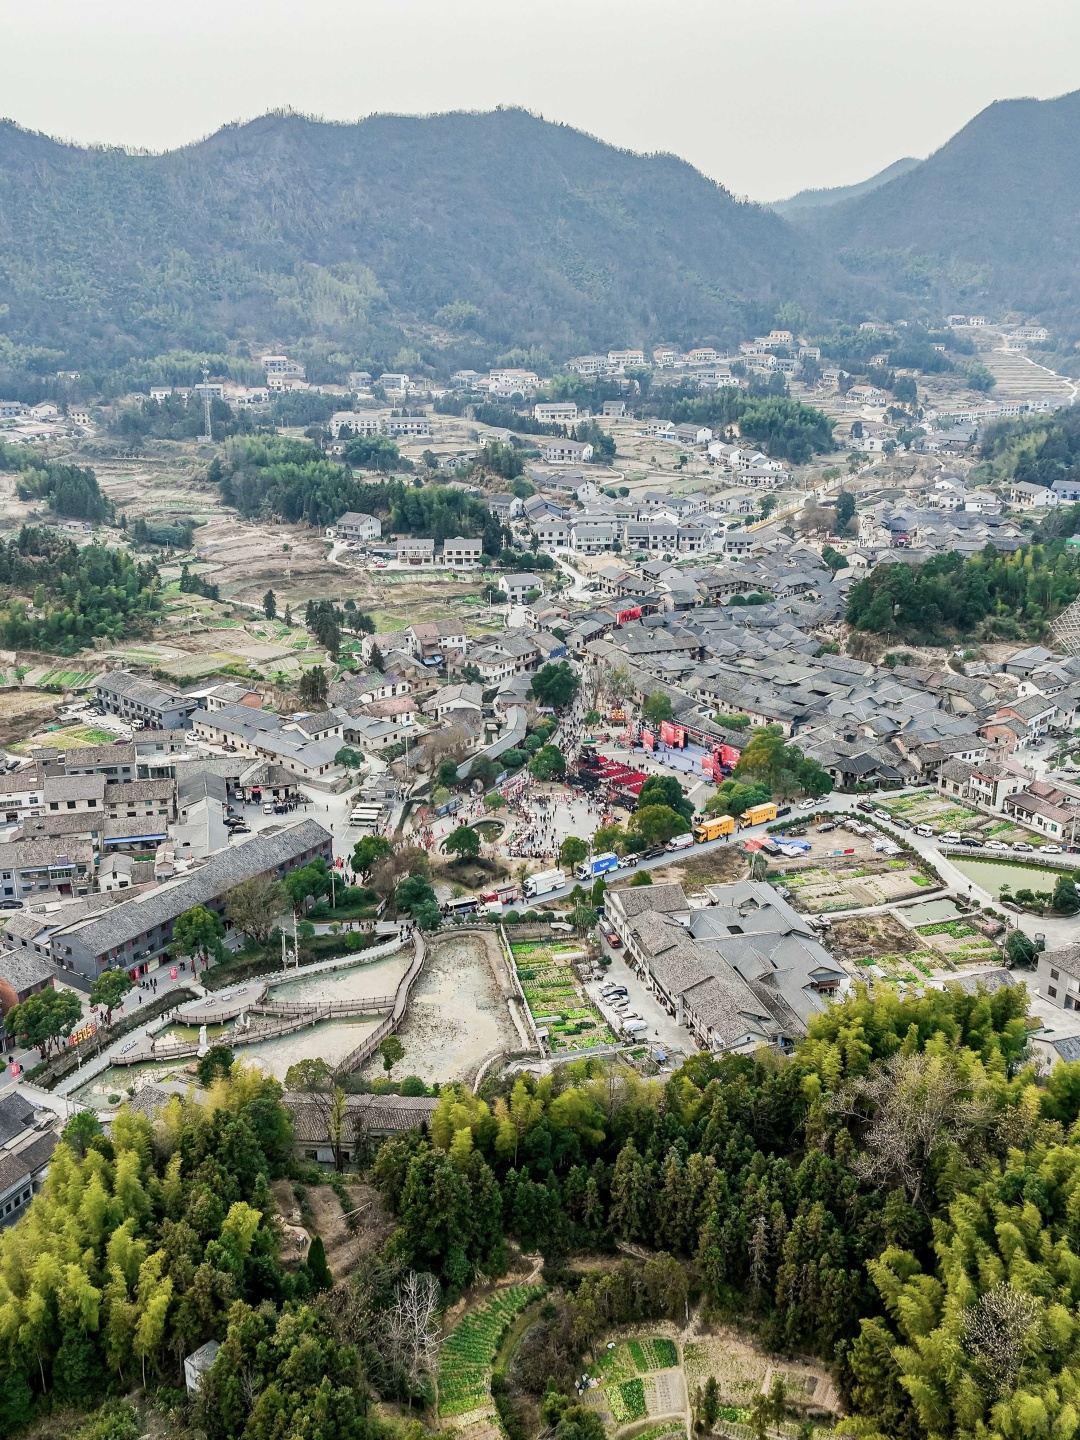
[{"x1": 338, "y1": 932, "x2": 427, "y2": 1072}]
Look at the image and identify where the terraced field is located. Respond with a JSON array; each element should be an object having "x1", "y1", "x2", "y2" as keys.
[{"x1": 437, "y1": 1284, "x2": 545, "y2": 1417}]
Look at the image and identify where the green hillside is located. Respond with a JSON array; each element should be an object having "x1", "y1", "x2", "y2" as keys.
[
  {"x1": 796, "y1": 88, "x2": 1080, "y2": 328},
  {"x1": 0, "y1": 108, "x2": 856, "y2": 378}
]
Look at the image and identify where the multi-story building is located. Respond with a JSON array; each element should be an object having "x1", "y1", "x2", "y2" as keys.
[
  {"x1": 334, "y1": 512, "x2": 382, "y2": 542},
  {"x1": 95, "y1": 672, "x2": 197, "y2": 730},
  {"x1": 441, "y1": 537, "x2": 483, "y2": 570},
  {"x1": 396, "y1": 538, "x2": 436, "y2": 567},
  {"x1": 49, "y1": 820, "x2": 333, "y2": 981}
]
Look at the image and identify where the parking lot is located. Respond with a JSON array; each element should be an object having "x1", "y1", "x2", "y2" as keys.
[{"x1": 585, "y1": 944, "x2": 690, "y2": 1059}]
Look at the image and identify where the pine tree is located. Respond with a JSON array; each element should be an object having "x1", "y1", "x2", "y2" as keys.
[{"x1": 307, "y1": 1235, "x2": 332, "y2": 1291}]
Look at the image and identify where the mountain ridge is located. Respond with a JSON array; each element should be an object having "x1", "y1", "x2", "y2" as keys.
[
  {"x1": 771, "y1": 156, "x2": 922, "y2": 217},
  {"x1": 798, "y1": 88, "x2": 1080, "y2": 329},
  {"x1": 0, "y1": 107, "x2": 856, "y2": 374}
]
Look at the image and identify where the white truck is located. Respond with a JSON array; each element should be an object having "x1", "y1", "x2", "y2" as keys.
[
  {"x1": 523, "y1": 868, "x2": 566, "y2": 899},
  {"x1": 665, "y1": 832, "x2": 694, "y2": 852}
]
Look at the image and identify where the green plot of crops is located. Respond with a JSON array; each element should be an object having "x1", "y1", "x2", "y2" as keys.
[
  {"x1": 629, "y1": 1338, "x2": 678, "y2": 1372},
  {"x1": 437, "y1": 1284, "x2": 544, "y2": 1416},
  {"x1": 32, "y1": 725, "x2": 117, "y2": 748},
  {"x1": 607, "y1": 1378, "x2": 648, "y2": 1424}
]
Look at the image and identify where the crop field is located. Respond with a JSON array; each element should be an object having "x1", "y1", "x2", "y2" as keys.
[
  {"x1": 854, "y1": 951, "x2": 941, "y2": 986},
  {"x1": 630, "y1": 1339, "x2": 678, "y2": 1372},
  {"x1": 20, "y1": 724, "x2": 116, "y2": 750},
  {"x1": 607, "y1": 1379, "x2": 648, "y2": 1424},
  {"x1": 683, "y1": 1339, "x2": 766, "y2": 1405},
  {"x1": 510, "y1": 942, "x2": 613, "y2": 1051},
  {"x1": 437, "y1": 1284, "x2": 544, "y2": 1416},
  {"x1": 36, "y1": 669, "x2": 97, "y2": 689},
  {"x1": 779, "y1": 862, "x2": 931, "y2": 912},
  {"x1": 911, "y1": 918, "x2": 1001, "y2": 966},
  {"x1": 878, "y1": 790, "x2": 981, "y2": 828}
]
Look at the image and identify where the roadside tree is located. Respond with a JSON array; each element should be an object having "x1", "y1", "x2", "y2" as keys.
[
  {"x1": 224, "y1": 876, "x2": 285, "y2": 946},
  {"x1": 89, "y1": 969, "x2": 132, "y2": 1024},
  {"x1": 172, "y1": 904, "x2": 226, "y2": 972}
]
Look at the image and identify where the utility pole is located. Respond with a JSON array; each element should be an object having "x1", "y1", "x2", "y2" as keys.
[{"x1": 200, "y1": 367, "x2": 214, "y2": 447}]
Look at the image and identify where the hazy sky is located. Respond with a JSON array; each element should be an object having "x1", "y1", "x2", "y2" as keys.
[{"x1": 3, "y1": 0, "x2": 1079, "y2": 200}]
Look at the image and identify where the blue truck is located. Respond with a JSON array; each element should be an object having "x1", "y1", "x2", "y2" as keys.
[{"x1": 576, "y1": 851, "x2": 620, "y2": 880}]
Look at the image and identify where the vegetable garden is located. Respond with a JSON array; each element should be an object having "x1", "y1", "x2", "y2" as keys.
[
  {"x1": 510, "y1": 942, "x2": 614, "y2": 1052},
  {"x1": 437, "y1": 1284, "x2": 545, "y2": 1417}
]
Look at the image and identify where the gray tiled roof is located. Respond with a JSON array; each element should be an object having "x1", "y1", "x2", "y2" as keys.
[
  {"x1": 0, "y1": 1093, "x2": 36, "y2": 1146},
  {"x1": 52, "y1": 819, "x2": 332, "y2": 957},
  {"x1": 44, "y1": 774, "x2": 106, "y2": 802},
  {"x1": 0, "y1": 1132, "x2": 56, "y2": 1193},
  {"x1": 0, "y1": 950, "x2": 54, "y2": 992}
]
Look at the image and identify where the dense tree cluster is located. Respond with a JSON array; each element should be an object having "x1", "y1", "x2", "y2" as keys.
[
  {"x1": 0, "y1": 1071, "x2": 314, "y2": 1430},
  {"x1": 0, "y1": 443, "x2": 112, "y2": 523},
  {"x1": 0, "y1": 526, "x2": 161, "y2": 653},
  {"x1": 110, "y1": 393, "x2": 244, "y2": 445},
  {"x1": 980, "y1": 404, "x2": 1080, "y2": 491},
  {"x1": 846, "y1": 543, "x2": 1080, "y2": 640},
  {"x1": 651, "y1": 390, "x2": 835, "y2": 464},
  {"x1": 369, "y1": 981, "x2": 1052, "y2": 1418},
  {"x1": 213, "y1": 437, "x2": 372, "y2": 528}
]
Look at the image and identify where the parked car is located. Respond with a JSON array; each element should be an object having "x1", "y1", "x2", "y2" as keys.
[
  {"x1": 263, "y1": 802, "x2": 275, "y2": 814},
  {"x1": 642, "y1": 846, "x2": 666, "y2": 860},
  {"x1": 959, "y1": 835, "x2": 983, "y2": 847},
  {"x1": 915, "y1": 825, "x2": 935, "y2": 837},
  {"x1": 1040, "y1": 844, "x2": 1063, "y2": 854},
  {"x1": 817, "y1": 821, "x2": 838, "y2": 832},
  {"x1": 872, "y1": 809, "x2": 891, "y2": 823},
  {"x1": 0, "y1": 899, "x2": 22, "y2": 909},
  {"x1": 605, "y1": 931, "x2": 622, "y2": 949},
  {"x1": 230, "y1": 823, "x2": 251, "y2": 835},
  {"x1": 856, "y1": 801, "x2": 874, "y2": 813},
  {"x1": 985, "y1": 840, "x2": 1009, "y2": 852},
  {"x1": 1013, "y1": 841, "x2": 1034, "y2": 853},
  {"x1": 941, "y1": 831, "x2": 961, "y2": 843},
  {"x1": 616, "y1": 855, "x2": 638, "y2": 869}
]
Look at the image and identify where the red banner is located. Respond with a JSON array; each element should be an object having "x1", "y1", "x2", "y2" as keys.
[
  {"x1": 660, "y1": 721, "x2": 687, "y2": 747},
  {"x1": 617, "y1": 606, "x2": 642, "y2": 624},
  {"x1": 719, "y1": 744, "x2": 741, "y2": 768},
  {"x1": 642, "y1": 728, "x2": 655, "y2": 752},
  {"x1": 702, "y1": 753, "x2": 717, "y2": 778}
]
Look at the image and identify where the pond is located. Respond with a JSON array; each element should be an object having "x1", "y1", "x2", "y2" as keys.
[
  {"x1": 901, "y1": 898, "x2": 962, "y2": 925},
  {"x1": 951, "y1": 857, "x2": 1068, "y2": 898},
  {"x1": 71, "y1": 952, "x2": 411, "y2": 1105}
]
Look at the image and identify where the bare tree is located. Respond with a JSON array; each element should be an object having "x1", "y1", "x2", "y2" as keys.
[
  {"x1": 388, "y1": 1271, "x2": 442, "y2": 1394},
  {"x1": 963, "y1": 1285, "x2": 1040, "y2": 1397},
  {"x1": 831, "y1": 1051, "x2": 995, "y2": 1207}
]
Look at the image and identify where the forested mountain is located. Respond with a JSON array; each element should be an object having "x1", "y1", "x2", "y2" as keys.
[
  {"x1": 770, "y1": 156, "x2": 921, "y2": 217},
  {"x1": 793, "y1": 88, "x2": 1080, "y2": 328},
  {"x1": 0, "y1": 109, "x2": 855, "y2": 377}
]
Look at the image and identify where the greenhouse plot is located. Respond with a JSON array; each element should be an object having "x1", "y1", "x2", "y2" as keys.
[{"x1": 437, "y1": 1284, "x2": 545, "y2": 1417}]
